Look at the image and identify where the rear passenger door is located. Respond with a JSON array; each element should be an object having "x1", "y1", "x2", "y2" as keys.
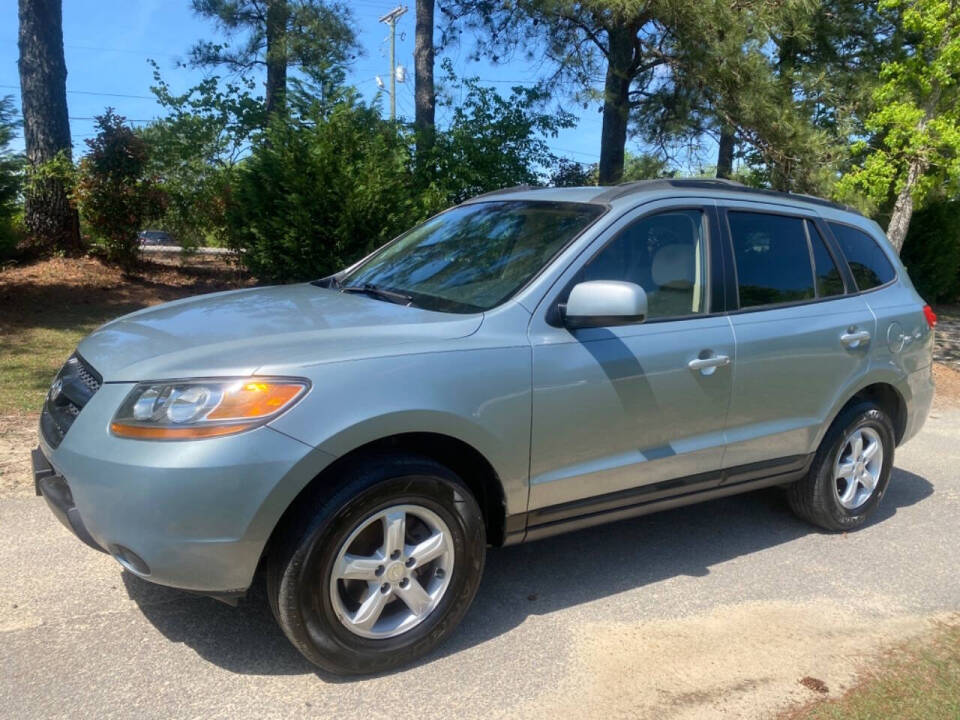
[{"x1": 720, "y1": 203, "x2": 876, "y2": 469}]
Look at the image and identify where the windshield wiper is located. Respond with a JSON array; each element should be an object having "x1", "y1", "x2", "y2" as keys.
[{"x1": 341, "y1": 282, "x2": 415, "y2": 306}]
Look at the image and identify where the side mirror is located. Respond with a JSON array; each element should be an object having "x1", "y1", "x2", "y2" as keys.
[{"x1": 563, "y1": 280, "x2": 648, "y2": 329}]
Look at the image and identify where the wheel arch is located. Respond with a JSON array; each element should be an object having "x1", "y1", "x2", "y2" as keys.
[
  {"x1": 260, "y1": 430, "x2": 510, "y2": 576},
  {"x1": 822, "y1": 376, "x2": 909, "y2": 447}
]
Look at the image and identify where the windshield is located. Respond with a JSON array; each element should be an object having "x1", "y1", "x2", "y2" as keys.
[{"x1": 340, "y1": 200, "x2": 605, "y2": 313}]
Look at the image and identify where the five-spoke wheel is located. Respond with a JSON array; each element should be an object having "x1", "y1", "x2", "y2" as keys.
[
  {"x1": 267, "y1": 453, "x2": 486, "y2": 675},
  {"x1": 833, "y1": 427, "x2": 883, "y2": 510},
  {"x1": 330, "y1": 504, "x2": 455, "y2": 638}
]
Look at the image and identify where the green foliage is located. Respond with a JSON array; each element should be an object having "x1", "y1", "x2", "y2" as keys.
[
  {"x1": 0, "y1": 96, "x2": 25, "y2": 260},
  {"x1": 190, "y1": 0, "x2": 358, "y2": 111},
  {"x1": 550, "y1": 158, "x2": 596, "y2": 187},
  {"x1": 901, "y1": 201, "x2": 960, "y2": 302},
  {"x1": 224, "y1": 66, "x2": 573, "y2": 283},
  {"x1": 550, "y1": 151, "x2": 670, "y2": 187},
  {"x1": 225, "y1": 95, "x2": 422, "y2": 283},
  {"x1": 420, "y1": 61, "x2": 574, "y2": 203},
  {"x1": 141, "y1": 63, "x2": 264, "y2": 249},
  {"x1": 836, "y1": 0, "x2": 960, "y2": 214},
  {"x1": 75, "y1": 110, "x2": 166, "y2": 265}
]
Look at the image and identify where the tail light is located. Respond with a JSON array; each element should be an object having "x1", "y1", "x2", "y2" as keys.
[{"x1": 923, "y1": 305, "x2": 937, "y2": 328}]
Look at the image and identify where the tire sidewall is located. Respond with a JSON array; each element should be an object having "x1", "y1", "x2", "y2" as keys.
[
  {"x1": 274, "y1": 458, "x2": 485, "y2": 674},
  {"x1": 816, "y1": 405, "x2": 895, "y2": 529}
]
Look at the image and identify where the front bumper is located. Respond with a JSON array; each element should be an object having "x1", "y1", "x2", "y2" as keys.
[
  {"x1": 32, "y1": 448, "x2": 106, "y2": 554},
  {"x1": 36, "y1": 382, "x2": 334, "y2": 593}
]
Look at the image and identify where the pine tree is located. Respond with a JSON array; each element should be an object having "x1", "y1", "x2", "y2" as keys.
[
  {"x1": 17, "y1": 0, "x2": 81, "y2": 253},
  {"x1": 190, "y1": 0, "x2": 357, "y2": 116}
]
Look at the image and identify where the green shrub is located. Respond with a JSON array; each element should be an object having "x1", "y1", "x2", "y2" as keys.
[
  {"x1": 0, "y1": 95, "x2": 24, "y2": 261},
  {"x1": 225, "y1": 96, "x2": 424, "y2": 283},
  {"x1": 75, "y1": 109, "x2": 166, "y2": 265},
  {"x1": 901, "y1": 201, "x2": 960, "y2": 303}
]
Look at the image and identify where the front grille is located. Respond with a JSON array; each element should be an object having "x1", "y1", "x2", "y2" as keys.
[{"x1": 40, "y1": 354, "x2": 102, "y2": 448}]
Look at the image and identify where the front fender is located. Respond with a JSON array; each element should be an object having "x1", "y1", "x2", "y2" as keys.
[{"x1": 267, "y1": 348, "x2": 533, "y2": 517}]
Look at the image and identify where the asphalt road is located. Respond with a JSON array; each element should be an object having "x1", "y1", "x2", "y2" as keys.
[{"x1": 2, "y1": 408, "x2": 958, "y2": 720}]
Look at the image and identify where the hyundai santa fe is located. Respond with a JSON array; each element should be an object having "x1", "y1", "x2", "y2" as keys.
[{"x1": 32, "y1": 179, "x2": 935, "y2": 674}]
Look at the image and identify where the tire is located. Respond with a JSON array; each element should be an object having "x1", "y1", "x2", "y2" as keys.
[
  {"x1": 266, "y1": 453, "x2": 486, "y2": 675},
  {"x1": 787, "y1": 401, "x2": 895, "y2": 531}
]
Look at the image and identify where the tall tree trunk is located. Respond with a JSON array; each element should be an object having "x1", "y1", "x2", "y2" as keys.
[
  {"x1": 716, "y1": 125, "x2": 734, "y2": 179},
  {"x1": 414, "y1": 0, "x2": 436, "y2": 154},
  {"x1": 887, "y1": 159, "x2": 924, "y2": 254},
  {"x1": 17, "y1": 0, "x2": 80, "y2": 254},
  {"x1": 264, "y1": 0, "x2": 289, "y2": 116},
  {"x1": 598, "y1": 24, "x2": 634, "y2": 185},
  {"x1": 888, "y1": 85, "x2": 940, "y2": 253}
]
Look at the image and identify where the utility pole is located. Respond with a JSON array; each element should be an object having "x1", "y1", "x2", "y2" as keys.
[{"x1": 379, "y1": 5, "x2": 408, "y2": 121}]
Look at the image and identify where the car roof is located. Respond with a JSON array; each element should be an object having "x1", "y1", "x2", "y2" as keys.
[{"x1": 461, "y1": 179, "x2": 862, "y2": 219}]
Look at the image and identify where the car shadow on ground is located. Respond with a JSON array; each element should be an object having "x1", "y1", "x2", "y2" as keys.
[{"x1": 124, "y1": 466, "x2": 933, "y2": 680}]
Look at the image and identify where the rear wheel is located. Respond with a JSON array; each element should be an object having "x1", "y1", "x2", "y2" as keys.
[
  {"x1": 266, "y1": 453, "x2": 486, "y2": 675},
  {"x1": 788, "y1": 402, "x2": 895, "y2": 531}
]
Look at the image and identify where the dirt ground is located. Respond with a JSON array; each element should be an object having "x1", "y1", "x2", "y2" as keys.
[{"x1": 512, "y1": 603, "x2": 954, "y2": 720}]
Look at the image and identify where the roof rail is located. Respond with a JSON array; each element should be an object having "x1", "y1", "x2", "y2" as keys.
[{"x1": 596, "y1": 177, "x2": 860, "y2": 214}]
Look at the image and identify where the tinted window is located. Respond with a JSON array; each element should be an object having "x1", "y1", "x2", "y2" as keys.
[
  {"x1": 828, "y1": 222, "x2": 896, "y2": 290},
  {"x1": 728, "y1": 212, "x2": 814, "y2": 308},
  {"x1": 807, "y1": 221, "x2": 845, "y2": 297},
  {"x1": 577, "y1": 209, "x2": 707, "y2": 319},
  {"x1": 343, "y1": 201, "x2": 605, "y2": 313}
]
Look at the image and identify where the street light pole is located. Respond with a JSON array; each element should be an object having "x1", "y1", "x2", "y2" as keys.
[{"x1": 378, "y1": 5, "x2": 408, "y2": 122}]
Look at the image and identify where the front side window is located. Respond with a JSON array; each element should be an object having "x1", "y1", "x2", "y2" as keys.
[
  {"x1": 828, "y1": 222, "x2": 896, "y2": 290},
  {"x1": 728, "y1": 212, "x2": 815, "y2": 308},
  {"x1": 342, "y1": 201, "x2": 605, "y2": 313},
  {"x1": 575, "y1": 209, "x2": 708, "y2": 319}
]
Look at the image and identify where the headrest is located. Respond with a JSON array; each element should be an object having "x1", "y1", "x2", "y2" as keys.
[{"x1": 651, "y1": 244, "x2": 694, "y2": 289}]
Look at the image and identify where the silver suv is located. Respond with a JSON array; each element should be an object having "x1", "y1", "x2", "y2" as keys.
[{"x1": 33, "y1": 179, "x2": 935, "y2": 674}]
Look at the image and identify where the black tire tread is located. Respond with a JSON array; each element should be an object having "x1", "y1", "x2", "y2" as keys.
[
  {"x1": 787, "y1": 401, "x2": 895, "y2": 531},
  {"x1": 265, "y1": 452, "x2": 485, "y2": 675}
]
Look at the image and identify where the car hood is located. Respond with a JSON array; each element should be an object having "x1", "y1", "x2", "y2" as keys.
[{"x1": 76, "y1": 284, "x2": 483, "y2": 381}]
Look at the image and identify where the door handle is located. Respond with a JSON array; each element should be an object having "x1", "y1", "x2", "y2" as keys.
[
  {"x1": 688, "y1": 354, "x2": 730, "y2": 374},
  {"x1": 840, "y1": 330, "x2": 871, "y2": 348}
]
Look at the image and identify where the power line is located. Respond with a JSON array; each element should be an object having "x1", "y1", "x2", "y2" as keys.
[
  {"x1": 0, "y1": 84, "x2": 157, "y2": 100},
  {"x1": 69, "y1": 115, "x2": 153, "y2": 122}
]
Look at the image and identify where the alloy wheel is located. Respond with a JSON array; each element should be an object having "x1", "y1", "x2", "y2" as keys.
[{"x1": 329, "y1": 504, "x2": 455, "y2": 639}]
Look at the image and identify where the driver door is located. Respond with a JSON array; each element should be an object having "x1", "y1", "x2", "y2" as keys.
[{"x1": 526, "y1": 200, "x2": 735, "y2": 514}]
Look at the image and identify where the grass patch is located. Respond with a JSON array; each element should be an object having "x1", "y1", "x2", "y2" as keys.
[
  {"x1": 0, "y1": 256, "x2": 251, "y2": 415},
  {"x1": 784, "y1": 620, "x2": 960, "y2": 720}
]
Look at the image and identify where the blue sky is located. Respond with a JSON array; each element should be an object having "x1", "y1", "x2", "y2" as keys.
[{"x1": 0, "y1": 0, "x2": 668, "y2": 168}]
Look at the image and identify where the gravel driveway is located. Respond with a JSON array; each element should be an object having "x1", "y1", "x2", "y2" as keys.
[{"x1": 1, "y1": 404, "x2": 958, "y2": 720}]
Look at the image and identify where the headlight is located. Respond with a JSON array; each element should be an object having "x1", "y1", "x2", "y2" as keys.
[{"x1": 110, "y1": 378, "x2": 309, "y2": 440}]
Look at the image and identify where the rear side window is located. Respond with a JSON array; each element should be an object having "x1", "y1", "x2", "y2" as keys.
[
  {"x1": 828, "y1": 222, "x2": 896, "y2": 290},
  {"x1": 728, "y1": 212, "x2": 814, "y2": 308},
  {"x1": 806, "y1": 221, "x2": 845, "y2": 297}
]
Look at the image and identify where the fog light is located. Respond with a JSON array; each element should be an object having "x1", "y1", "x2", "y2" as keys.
[{"x1": 109, "y1": 544, "x2": 151, "y2": 576}]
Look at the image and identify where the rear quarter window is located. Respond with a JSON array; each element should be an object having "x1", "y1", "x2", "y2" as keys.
[{"x1": 828, "y1": 222, "x2": 896, "y2": 290}]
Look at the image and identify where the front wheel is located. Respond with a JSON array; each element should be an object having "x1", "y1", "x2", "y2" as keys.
[
  {"x1": 267, "y1": 454, "x2": 486, "y2": 675},
  {"x1": 788, "y1": 402, "x2": 895, "y2": 531}
]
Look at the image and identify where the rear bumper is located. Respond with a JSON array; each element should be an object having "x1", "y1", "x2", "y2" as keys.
[{"x1": 901, "y1": 363, "x2": 935, "y2": 445}]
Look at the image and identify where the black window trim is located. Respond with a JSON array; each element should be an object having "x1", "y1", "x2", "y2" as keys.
[
  {"x1": 822, "y1": 218, "x2": 900, "y2": 296},
  {"x1": 804, "y1": 218, "x2": 852, "y2": 298},
  {"x1": 545, "y1": 202, "x2": 725, "y2": 328},
  {"x1": 719, "y1": 204, "x2": 862, "y2": 316}
]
